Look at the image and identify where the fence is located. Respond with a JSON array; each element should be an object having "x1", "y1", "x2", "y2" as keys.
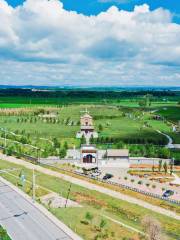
[
  {"x1": 0, "y1": 145, "x2": 179, "y2": 206},
  {"x1": 39, "y1": 162, "x2": 180, "y2": 206}
]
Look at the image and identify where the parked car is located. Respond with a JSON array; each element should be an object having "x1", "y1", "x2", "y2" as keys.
[
  {"x1": 162, "y1": 190, "x2": 174, "y2": 198},
  {"x1": 94, "y1": 169, "x2": 101, "y2": 174},
  {"x1": 90, "y1": 173, "x2": 98, "y2": 178},
  {"x1": 102, "y1": 173, "x2": 114, "y2": 180}
]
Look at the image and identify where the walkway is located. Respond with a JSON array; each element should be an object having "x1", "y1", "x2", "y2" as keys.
[
  {"x1": 156, "y1": 130, "x2": 174, "y2": 148},
  {"x1": 0, "y1": 153, "x2": 180, "y2": 221},
  {"x1": 102, "y1": 215, "x2": 144, "y2": 235}
]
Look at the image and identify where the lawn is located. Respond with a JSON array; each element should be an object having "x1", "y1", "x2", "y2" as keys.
[
  {"x1": 156, "y1": 106, "x2": 180, "y2": 123},
  {"x1": 0, "y1": 159, "x2": 180, "y2": 240},
  {"x1": 0, "y1": 103, "x2": 178, "y2": 161},
  {"x1": 0, "y1": 104, "x2": 169, "y2": 145},
  {"x1": 0, "y1": 226, "x2": 11, "y2": 240}
]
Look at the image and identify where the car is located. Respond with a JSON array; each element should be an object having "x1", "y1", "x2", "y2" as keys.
[
  {"x1": 94, "y1": 169, "x2": 101, "y2": 174},
  {"x1": 92, "y1": 172, "x2": 101, "y2": 177},
  {"x1": 144, "y1": 174, "x2": 150, "y2": 178},
  {"x1": 102, "y1": 173, "x2": 114, "y2": 180},
  {"x1": 162, "y1": 190, "x2": 174, "y2": 198}
]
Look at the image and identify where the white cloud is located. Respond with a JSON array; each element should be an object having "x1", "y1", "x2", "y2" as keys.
[
  {"x1": 0, "y1": 0, "x2": 180, "y2": 86},
  {"x1": 99, "y1": 0, "x2": 131, "y2": 4}
]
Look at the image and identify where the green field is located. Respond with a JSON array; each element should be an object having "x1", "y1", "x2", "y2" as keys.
[
  {"x1": 0, "y1": 105, "x2": 170, "y2": 142},
  {"x1": 156, "y1": 107, "x2": 180, "y2": 123},
  {"x1": 0, "y1": 90, "x2": 179, "y2": 160},
  {"x1": 0, "y1": 159, "x2": 179, "y2": 240},
  {"x1": 0, "y1": 104, "x2": 179, "y2": 160}
]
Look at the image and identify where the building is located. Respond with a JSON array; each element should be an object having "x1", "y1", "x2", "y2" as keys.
[
  {"x1": 80, "y1": 145, "x2": 97, "y2": 163},
  {"x1": 80, "y1": 113, "x2": 94, "y2": 134},
  {"x1": 76, "y1": 111, "x2": 98, "y2": 139},
  {"x1": 106, "y1": 149, "x2": 129, "y2": 161}
]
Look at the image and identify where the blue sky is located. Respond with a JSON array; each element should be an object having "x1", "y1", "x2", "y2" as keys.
[
  {"x1": 0, "y1": 0, "x2": 180, "y2": 86},
  {"x1": 6, "y1": 0, "x2": 180, "y2": 22}
]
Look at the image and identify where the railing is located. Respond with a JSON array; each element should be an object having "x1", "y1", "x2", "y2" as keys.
[
  {"x1": 39, "y1": 162, "x2": 180, "y2": 206},
  {"x1": 0, "y1": 145, "x2": 179, "y2": 206}
]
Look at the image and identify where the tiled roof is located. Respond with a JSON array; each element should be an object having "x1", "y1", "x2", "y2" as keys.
[{"x1": 107, "y1": 149, "x2": 129, "y2": 157}]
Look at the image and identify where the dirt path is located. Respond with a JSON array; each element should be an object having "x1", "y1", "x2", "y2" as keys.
[
  {"x1": 0, "y1": 153, "x2": 180, "y2": 221},
  {"x1": 102, "y1": 215, "x2": 144, "y2": 235}
]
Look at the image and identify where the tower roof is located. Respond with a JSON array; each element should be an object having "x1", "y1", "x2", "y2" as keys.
[{"x1": 81, "y1": 113, "x2": 92, "y2": 119}]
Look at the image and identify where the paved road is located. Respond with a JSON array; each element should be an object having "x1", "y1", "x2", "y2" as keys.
[
  {"x1": 0, "y1": 153, "x2": 180, "y2": 220},
  {"x1": 156, "y1": 130, "x2": 174, "y2": 148},
  {"x1": 0, "y1": 180, "x2": 72, "y2": 240}
]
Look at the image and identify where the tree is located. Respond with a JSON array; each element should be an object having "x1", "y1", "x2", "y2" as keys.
[
  {"x1": 99, "y1": 219, "x2": 107, "y2": 231},
  {"x1": 0, "y1": 227, "x2": 8, "y2": 239},
  {"x1": 142, "y1": 216, "x2": 162, "y2": 240},
  {"x1": 81, "y1": 134, "x2": 86, "y2": 145},
  {"x1": 158, "y1": 160, "x2": 162, "y2": 172},
  {"x1": 163, "y1": 162, "x2": 168, "y2": 175},
  {"x1": 90, "y1": 135, "x2": 94, "y2": 144},
  {"x1": 63, "y1": 141, "x2": 68, "y2": 150},
  {"x1": 19, "y1": 169, "x2": 24, "y2": 178},
  {"x1": 85, "y1": 212, "x2": 94, "y2": 225},
  {"x1": 170, "y1": 163, "x2": 173, "y2": 175},
  {"x1": 116, "y1": 141, "x2": 124, "y2": 149},
  {"x1": 98, "y1": 124, "x2": 103, "y2": 132},
  {"x1": 59, "y1": 148, "x2": 67, "y2": 159},
  {"x1": 53, "y1": 138, "x2": 60, "y2": 148},
  {"x1": 138, "y1": 99, "x2": 146, "y2": 108},
  {"x1": 159, "y1": 148, "x2": 170, "y2": 159}
]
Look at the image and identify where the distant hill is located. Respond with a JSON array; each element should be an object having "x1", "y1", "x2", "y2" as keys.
[{"x1": 0, "y1": 85, "x2": 180, "y2": 92}]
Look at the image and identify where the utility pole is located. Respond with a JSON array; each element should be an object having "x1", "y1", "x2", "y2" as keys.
[
  {"x1": 4, "y1": 128, "x2": 7, "y2": 155},
  {"x1": 4, "y1": 128, "x2": 7, "y2": 150},
  {"x1": 32, "y1": 169, "x2": 36, "y2": 203},
  {"x1": 65, "y1": 183, "x2": 72, "y2": 208},
  {"x1": 0, "y1": 128, "x2": 7, "y2": 153},
  {"x1": 37, "y1": 148, "x2": 40, "y2": 164},
  {"x1": 171, "y1": 158, "x2": 175, "y2": 174}
]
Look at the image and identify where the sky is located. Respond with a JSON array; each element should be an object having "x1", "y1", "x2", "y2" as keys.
[{"x1": 0, "y1": 0, "x2": 180, "y2": 87}]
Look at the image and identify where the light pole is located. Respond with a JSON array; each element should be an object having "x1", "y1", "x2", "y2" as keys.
[
  {"x1": 171, "y1": 158, "x2": 175, "y2": 175},
  {"x1": 65, "y1": 183, "x2": 72, "y2": 208}
]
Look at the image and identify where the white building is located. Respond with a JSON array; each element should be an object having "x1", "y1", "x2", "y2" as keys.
[
  {"x1": 80, "y1": 145, "x2": 97, "y2": 163},
  {"x1": 76, "y1": 112, "x2": 98, "y2": 139},
  {"x1": 106, "y1": 149, "x2": 129, "y2": 161}
]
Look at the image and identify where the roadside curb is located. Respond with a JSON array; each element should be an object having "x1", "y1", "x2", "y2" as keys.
[
  {"x1": 0, "y1": 176, "x2": 83, "y2": 240},
  {"x1": 0, "y1": 154, "x2": 180, "y2": 220}
]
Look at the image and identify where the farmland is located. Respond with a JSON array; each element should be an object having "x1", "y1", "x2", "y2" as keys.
[
  {"x1": 0, "y1": 89, "x2": 179, "y2": 240},
  {"x1": 0, "y1": 89, "x2": 179, "y2": 161}
]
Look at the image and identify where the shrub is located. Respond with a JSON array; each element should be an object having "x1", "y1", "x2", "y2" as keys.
[
  {"x1": 80, "y1": 220, "x2": 89, "y2": 225},
  {"x1": 138, "y1": 180, "x2": 143, "y2": 185}
]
